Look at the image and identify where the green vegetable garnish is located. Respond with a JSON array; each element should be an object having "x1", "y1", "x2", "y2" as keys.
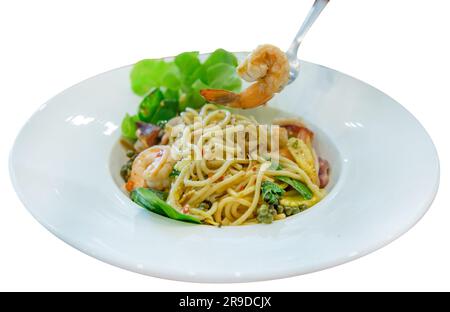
[
  {"x1": 121, "y1": 113, "x2": 140, "y2": 140},
  {"x1": 179, "y1": 79, "x2": 209, "y2": 110},
  {"x1": 261, "y1": 181, "x2": 285, "y2": 205},
  {"x1": 122, "y1": 48, "x2": 242, "y2": 142},
  {"x1": 206, "y1": 63, "x2": 241, "y2": 91},
  {"x1": 163, "y1": 88, "x2": 179, "y2": 101},
  {"x1": 138, "y1": 88, "x2": 164, "y2": 122},
  {"x1": 175, "y1": 51, "x2": 202, "y2": 87},
  {"x1": 150, "y1": 99, "x2": 178, "y2": 124},
  {"x1": 199, "y1": 48, "x2": 238, "y2": 83},
  {"x1": 169, "y1": 168, "x2": 181, "y2": 178},
  {"x1": 131, "y1": 188, "x2": 201, "y2": 224},
  {"x1": 276, "y1": 176, "x2": 313, "y2": 200},
  {"x1": 150, "y1": 189, "x2": 168, "y2": 201},
  {"x1": 131, "y1": 60, "x2": 179, "y2": 96}
]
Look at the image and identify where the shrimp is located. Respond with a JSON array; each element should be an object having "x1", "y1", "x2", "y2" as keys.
[
  {"x1": 273, "y1": 118, "x2": 314, "y2": 147},
  {"x1": 200, "y1": 44, "x2": 290, "y2": 109},
  {"x1": 125, "y1": 145, "x2": 175, "y2": 192}
]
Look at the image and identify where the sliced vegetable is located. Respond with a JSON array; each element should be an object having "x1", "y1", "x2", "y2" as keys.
[
  {"x1": 121, "y1": 113, "x2": 140, "y2": 140},
  {"x1": 287, "y1": 137, "x2": 318, "y2": 185},
  {"x1": 150, "y1": 99, "x2": 178, "y2": 124},
  {"x1": 163, "y1": 88, "x2": 180, "y2": 101},
  {"x1": 280, "y1": 195, "x2": 318, "y2": 208},
  {"x1": 138, "y1": 88, "x2": 164, "y2": 122},
  {"x1": 125, "y1": 49, "x2": 241, "y2": 137},
  {"x1": 136, "y1": 122, "x2": 160, "y2": 148},
  {"x1": 276, "y1": 176, "x2": 313, "y2": 200},
  {"x1": 261, "y1": 181, "x2": 285, "y2": 205},
  {"x1": 131, "y1": 188, "x2": 201, "y2": 224},
  {"x1": 318, "y1": 157, "x2": 330, "y2": 188}
]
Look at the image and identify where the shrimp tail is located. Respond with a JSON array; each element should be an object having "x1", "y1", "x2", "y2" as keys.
[{"x1": 200, "y1": 89, "x2": 239, "y2": 106}]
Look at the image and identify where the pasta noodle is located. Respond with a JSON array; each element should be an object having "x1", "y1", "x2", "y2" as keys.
[{"x1": 124, "y1": 104, "x2": 329, "y2": 226}]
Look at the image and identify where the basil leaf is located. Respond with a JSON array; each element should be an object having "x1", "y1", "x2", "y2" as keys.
[{"x1": 131, "y1": 188, "x2": 201, "y2": 224}]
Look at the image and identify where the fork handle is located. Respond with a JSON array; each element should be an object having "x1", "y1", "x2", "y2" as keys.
[{"x1": 286, "y1": 0, "x2": 330, "y2": 63}]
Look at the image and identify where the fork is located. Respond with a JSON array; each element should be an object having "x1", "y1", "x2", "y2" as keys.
[{"x1": 286, "y1": 0, "x2": 330, "y2": 84}]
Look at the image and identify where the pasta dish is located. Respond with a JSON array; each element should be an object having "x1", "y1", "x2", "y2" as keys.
[{"x1": 120, "y1": 45, "x2": 330, "y2": 225}]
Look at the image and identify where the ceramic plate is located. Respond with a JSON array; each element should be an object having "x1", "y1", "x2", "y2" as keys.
[{"x1": 10, "y1": 53, "x2": 439, "y2": 282}]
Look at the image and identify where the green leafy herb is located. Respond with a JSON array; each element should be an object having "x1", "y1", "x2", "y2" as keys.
[
  {"x1": 206, "y1": 63, "x2": 241, "y2": 91},
  {"x1": 179, "y1": 79, "x2": 210, "y2": 110},
  {"x1": 200, "y1": 48, "x2": 238, "y2": 77},
  {"x1": 130, "y1": 60, "x2": 180, "y2": 96},
  {"x1": 175, "y1": 51, "x2": 202, "y2": 86},
  {"x1": 276, "y1": 176, "x2": 313, "y2": 200},
  {"x1": 261, "y1": 181, "x2": 285, "y2": 205},
  {"x1": 121, "y1": 113, "x2": 140, "y2": 140},
  {"x1": 161, "y1": 71, "x2": 181, "y2": 90},
  {"x1": 169, "y1": 168, "x2": 181, "y2": 178},
  {"x1": 123, "y1": 48, "x2": 241, "y2": 138},
  {"x1": 131, "y1": 188, "x2": 201, "y2": 224}
]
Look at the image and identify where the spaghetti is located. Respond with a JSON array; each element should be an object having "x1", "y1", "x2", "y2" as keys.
[{"x1": 122, "y1": 104, "x2": 329, "y2": 226}]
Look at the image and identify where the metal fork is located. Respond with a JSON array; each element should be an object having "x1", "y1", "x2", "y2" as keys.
[{"x1": 286, "y1": 0, "x2": 330, "y2": 84}]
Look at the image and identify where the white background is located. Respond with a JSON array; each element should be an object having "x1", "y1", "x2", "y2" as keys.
[{"x1": 0, "y1": 0, "x2": 448, "y2": 291}]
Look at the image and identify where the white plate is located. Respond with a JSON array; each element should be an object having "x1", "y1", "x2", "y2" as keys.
[{"x1": 10, "y1": 53, "x2": 439, "y2": 282}]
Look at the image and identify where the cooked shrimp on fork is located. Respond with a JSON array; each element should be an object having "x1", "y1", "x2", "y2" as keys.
[{"x1": 200, "y1": 44, "x2": 290, "y2": 109}]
